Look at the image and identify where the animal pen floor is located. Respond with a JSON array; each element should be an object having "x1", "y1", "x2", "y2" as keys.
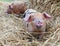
[{"x1": 0, "y1": 0, "x2": 60, "y2": 46}]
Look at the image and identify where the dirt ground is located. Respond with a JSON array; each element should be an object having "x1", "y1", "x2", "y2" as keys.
[{"x1": 0, "y1": 0, "x2": 60, "y2": 46}]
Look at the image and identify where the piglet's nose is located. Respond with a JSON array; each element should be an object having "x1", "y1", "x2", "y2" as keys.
[
  {"x1": 36, "y1": 23, "x2": 43, "y2": 28},
  {"x1": 37, "y1": 22, "x2": 43, "y2": 26},
  {"x1": 38, "y1": 21, "x2": 42, "y2": 24},
  {"x1": 38, "y1": 22, "x2": 42, "y2": 24}
]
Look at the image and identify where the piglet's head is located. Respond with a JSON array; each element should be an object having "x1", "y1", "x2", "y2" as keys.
[
  {"x1": 24, "y1": 12, "x2": 51, "y2": 28},
  {"x1": 6, "y1": 3, "x2": 14, "y2": 14}
]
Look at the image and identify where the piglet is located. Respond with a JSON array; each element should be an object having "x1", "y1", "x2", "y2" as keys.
[
  {"x1": 7, "y1": 1, "x2": 28, "y2": 14},
  {"x1": 24, "y1": 9, "x2": 51, "y2": 39}
]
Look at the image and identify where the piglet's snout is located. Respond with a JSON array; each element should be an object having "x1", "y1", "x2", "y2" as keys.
[{"x1": 36, "y1": 21, "x2": 43, "y2": 28}]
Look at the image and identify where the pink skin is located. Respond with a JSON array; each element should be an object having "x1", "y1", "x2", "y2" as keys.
[
  {"x1": 33, "y1": 12, "x2": 51, "y2": 28},
  {"x1": 33, "y1": 18, "x2": 44, "y2": 28},
  {"x1": 24, "y1": 12, "x2": 51, "y2": 28}
]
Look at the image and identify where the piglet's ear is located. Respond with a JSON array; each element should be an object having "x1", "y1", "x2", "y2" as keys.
[
  {"x1": 9, "y1": 3, "x2": 14, "y2": 9},
  {"x1": 42, "y1": 12, "x2": 51, "y2": 19},
  {"x1": 24, "y1": 15, "x2": 32, "y2": 22},
  {"x1": 9, "y1": 5, "x2": 13, "y2": 10}
]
